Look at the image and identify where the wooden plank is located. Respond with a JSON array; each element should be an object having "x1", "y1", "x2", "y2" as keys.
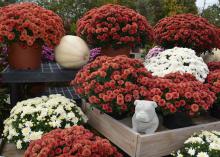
[
  {"x1": 136, "y1": 121, "x2": 220, "y2": 157},
  {"x1": 82, "y1": 103, "x2": 138, "y2": 157},
  {"x1": 1, "y1": 143, "x2": 24, "y2": 157}
]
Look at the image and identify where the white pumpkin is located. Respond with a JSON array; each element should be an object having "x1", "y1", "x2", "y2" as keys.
[{"x1": 55, "y1": 35, "x2": 90, "y2": 69}]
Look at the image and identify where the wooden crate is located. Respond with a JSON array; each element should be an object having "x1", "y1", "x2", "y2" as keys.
[
  {"x1": 1, "y1": 143, "x2": 24, "y2": 157},
  {"x1": 82, "y1": 103, "x2": 220, "y2": 157}
]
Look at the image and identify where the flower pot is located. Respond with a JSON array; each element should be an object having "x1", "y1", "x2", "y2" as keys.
[
  {"x1": 0, "y1": 108, "x2": 10, "y2": 137},
  {"x1": 210, "y1": 104, "x2": 220, "y2": 119},
  {"x1": 163, "y1": 112, "x2": 193, "y2": 129},
  {"x1": 29, "y1": 83, "x2": 47, "y2": 98},
  {"x1": 108, "y1": 112, "x2": 128, "y2": 120},
  {"x1": 8, "y1": 42, "x2": 42, "y2": 70},
  {"x1": 101, "y1": 46, "x2": 130, "y2": 57}
]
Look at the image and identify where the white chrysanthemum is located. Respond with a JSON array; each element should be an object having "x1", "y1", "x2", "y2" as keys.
[
  {"x1": 29, "y1": 131, "x2": 43, "y2": 141},
  {"x1": 209, "y1": 142, "x2": 220, "y2": 151},
  {"x1": 184, "y1": 137, "x2": 205, "y2": 144},
  {"x1": 144, "y1": 47, "x2": 209, "y2": 82},
  {"x1": 16, "y1": 140, "x2": 22, "y2": 149},
  {"x1": 176, "y1": 150, "x2": 183, "y2": 157},
  {"x1": 212, "y1": 131, "x2": 220, "y2": 136},
  {"x1": 188, "y1": 148, "x2": 196, "y2": 156},
  {"x1": 197, "y1": 152, "x2": 209, "y2": 157},
  {"x1": 3, "y1": 94, "x2": 87, "y2": 149},
  {"x1": 200, "y1": 131, "x2": 220, "y2": 143}
]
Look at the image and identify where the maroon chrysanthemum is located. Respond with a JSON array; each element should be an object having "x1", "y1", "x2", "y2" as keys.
[
  {"x1": 77, "y1": 4, "x2": 154, "y2": 48},
  {"x1": 154, "y1": 14, "x2": 220, "y2": 55}
]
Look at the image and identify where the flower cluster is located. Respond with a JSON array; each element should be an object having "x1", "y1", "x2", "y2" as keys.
[
  {"x1": 206, "y1": 70, "x2": 220, "y2": 107},
  {"x1": 71, "y1": 55, "x2": 153, "y2": 117},
  {"x1": 162, "y1": 72, "x2": 197, "y2": 83},
  {"x1": 145, "y1": 46, "x2": 165, "y2": 60},
  {"x1": 144, "y1": 47, "x2": 209, "y2": 82},
  {"x1": 154, "y1": 14, "x2": 220, "y2": 55},
  {"x1": 3, "y1": 94, "x2": 87, "y2": 149},
  {"x1": 77, "y1": 4, "x2": 154, "y2": 48},
  {"x1": 0, "y1": 2, "x2": 65, "y2": 47},
  {"x1": 89, "y1": 47, "x2": 101, "y2": 62},
  {"x1": 25, "y1": 126, "x2": 123, "y2": 157},
  {"x1": 208, "y1": 62, "x2": 220, "y2": 72},
  {"x1": 42, "y1": 45, "x2": 55, "y2": 62},
  {"x1": 172, "y1": 130, "x2": 220, "y2": 157},
  {"x1": 140, "y1": 72, "x2": 216, "y2": 116}
]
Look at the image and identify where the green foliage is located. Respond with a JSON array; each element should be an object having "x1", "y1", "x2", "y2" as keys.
[
  {"x1": 202, "y1": 3, "x2": 220, "y2": 27},
  {"x1": 36, "y1": 0, "x2": 88, "y2": 34},
  {"x1": 136, "y1": 0, "x2": 198, "y2": 25},
  {"x1": 136, "y1": 0, "x2": 166, "y2": 25},
  {"x1": 87, "y1": 0, "x2": 137, "y2": 9},
  {"x1": 0, "y1": 0, "x2": 17, "y2": 7},
  {"x1": 163, "y1": 0, "x2": 198, "y2": 16}
]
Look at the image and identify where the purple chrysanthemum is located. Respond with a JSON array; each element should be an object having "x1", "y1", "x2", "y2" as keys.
[
  {"x1": 42, "y1": 45, "x2": 55, "y2": 62},
  {"x1": 89, "y1": 48, "x2": 101, "y2": 62},
  {"x1": 145, "y1": 46, "x2": 165, "y2": 60}
]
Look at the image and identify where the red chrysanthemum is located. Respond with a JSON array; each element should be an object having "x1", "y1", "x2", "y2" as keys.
[
  {"x1": 140, "y1": 72, "x2": 216, "y2": 116},
  {"x1": 0, "y1": 2, "x2": 65, "y2": 48},
  {"x1": 206, "y1": 69, "x2": 220, "y2": 109},
  {"x1": 207, "y1": 62, "x2": 220, "y2": 72},
  {"x1": 71, "y1": 55, "x2": 153, "y2": 117},
  {"x1": 77, "y1": 4, "x2": 154, "y2": 48},
  {"x1": 25, "y1": 126, "x2": 122, "y2": 157},
  {"x1": 154, "y1": 14, "x2": 220, "y2": 55}
]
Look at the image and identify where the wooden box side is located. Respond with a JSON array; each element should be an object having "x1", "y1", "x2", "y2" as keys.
[
  {"x1": 2, "y1": 143, "x2": 24, "y2": 157},
  {"x1": 136, "y1": 121, "x2": 220, "y2": 157},
  {"x1": 82, "y1": 103, "x2": 139, "y2": 157}
]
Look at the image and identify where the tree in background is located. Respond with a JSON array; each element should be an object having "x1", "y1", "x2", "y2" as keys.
[
  {"x1": 36, "y1": 0, "x2": 88, "y2": 34},
  {"x1": 0, "y1": 0, "x2": 17, "y2": 6},
  {"x1": 36, "y1": 0, "x2": 137, "y2": 34},
  {"x1": 136, "y1": 0, "x2": 198, "y2": 25},
  {"x1": 87, "y1": 0, "x2": 137, "y2": 9},
  {"x1": 201, "y1": 0, "x2": 220, "y2": 27},
  {"x1": 163, "y1": 0, "x2": 198, "y2": 16},
  {"x1": 136, "y1": 0, "x2": 166, "y2": 25}
]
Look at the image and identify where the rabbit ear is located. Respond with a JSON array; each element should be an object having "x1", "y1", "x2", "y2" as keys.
[
  {"x1": 134, "y1": 100, "x2": 139, "y2": 106},
  {"x1": 152, "y1": 102, "x2": 158, "y2": 108}
]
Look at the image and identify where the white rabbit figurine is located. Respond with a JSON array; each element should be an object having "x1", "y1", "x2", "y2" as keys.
[{"x1": 132, "y1": 100, "x2": 159, "y2": 134}]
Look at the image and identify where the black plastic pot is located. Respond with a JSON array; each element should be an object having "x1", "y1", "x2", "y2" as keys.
[
  {"x1": 108, "y1": 112, "x2": 129, "y2": 120},
  {"x1": 163, "y1": 112, "x2": 194, "y2": 129},
  {"x1": 210, "y1": 105, "x2": 220, "y2": 119},
  {"x1": 0, "y1": 109, "x2": 10, "y2": 137}
]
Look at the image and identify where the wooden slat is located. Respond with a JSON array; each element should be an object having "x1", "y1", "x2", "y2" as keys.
[
  {"x1": 82, "y1": 103, "x2": 138, "y2": 157},
  {"x1": 1, "y1": 143, "x2": 24, "y2": 157},
  {"x1": 136, "y1": 121, "x2": 220, "y2": 157}
]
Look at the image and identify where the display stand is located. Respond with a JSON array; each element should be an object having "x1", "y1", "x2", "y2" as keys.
[
  {"x1": 1, "y1": 62, "x2": 80, "y2": 105},
  {"x1": 0, "y1": 62, "x2": 81, "y2": 156}
]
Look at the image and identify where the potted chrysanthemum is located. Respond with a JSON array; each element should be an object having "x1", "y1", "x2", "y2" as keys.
[
  {"x1": 144, "y1": 47, "x2": 209, "y2": 82},
  {"x1": 3, "y1": 94, "x2": 87, "y2": 149},
  {"x1": 25, "y1": 126, "x2": 123, "y2": 157},
  {"x1": 71, "y1": 55, "x2": 154, "y2": 119},
  {"x1": 139, "y1": 72, "x2": 216, "y2": 129},
  {"x1": 172, "y1": 130, "x2": 220, "y2": 157},
  {"x1": 77, "y1": 4, "x2": 154, "y2": 57},
  {"x1": 154, "y1": 14, "x2": 220, "y2": 56},
  {"x1": 206, "y1": 69, "x2": 220, "y2": 119},
  {"x1": 0, "y1": 2, "x2": 65, "y2": 69}
]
